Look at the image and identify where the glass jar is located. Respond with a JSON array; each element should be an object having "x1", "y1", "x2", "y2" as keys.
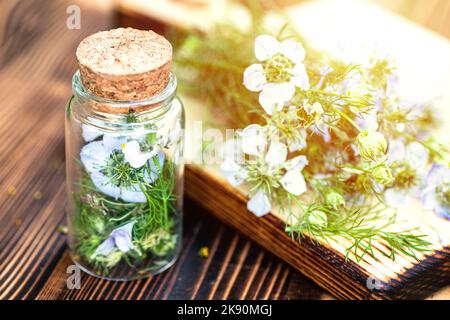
[{"x1": 65, "y1": 70, "x2": 184, "y2": 280}]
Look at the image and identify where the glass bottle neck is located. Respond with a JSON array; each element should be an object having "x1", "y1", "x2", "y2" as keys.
[{"x1": 71, "y1": 70, "x2": 177, "y2": 126}]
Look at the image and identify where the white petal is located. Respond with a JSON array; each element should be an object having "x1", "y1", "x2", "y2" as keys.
[
  {"x1": 280, "y1": 169, "x2": 307, "y2": 196},
  {"x1": 387, "y1": 139, "x2": 405, "y2": 164},
  {"x1": 103, "y1": 134, "x2": 128, "y2": 153},
  {"x1": 112, "y1": 221, "x2": 136, "y2": 252},
  {"x1": 220, "y1": 159, "x2": 248, "y2": 187},
  {"x1": 80, "y1": 141, "x2": 109, "y2": 173},
  {"x1": 115, "y1": 236, "x2": 133, "y2": 253},
  {"x1": 93, "y1": 237, "x2": 115, "y2": 257},
  {"x1": 384, "y1": 188, "x2": 407, "y2": 208},
  {"x1": 280, "y1": 39, "x2": 305, "y2": 64},
  {"x1": 405, "y1": 142, "x2": 428, "y2": 169},
  {"x1": 421, "y1": 188, "x2": 439, "y2": 209},
  {"x1": 265, "y1": 141, "x2": 287, "y2": 167},
  {"x1": 122, "y1": 140, "x2": 154, "y2": 168},
  {"x1": 426, "y1": 164, "x2": 450, "y2": 187},
  {"x1": 240, "y1": 124, "x2": 266, "y2": 156},
  {"x1": 312, "y1": 102, "x2": 324, "y2": 114},
  {"x1": 90, "y1": 171, "x2": 122, "y2": 200},
  {"x1": 120, "y1": 184, "x2": 147, "y2": 203},
  {"x1": 122, "y1": 140, "x2": 141, "y2": 154},
  {"x1": 254, "y1": 35, "x2": 280, "y2": 61},
  {"x1": 247, "y1": 189, "x2": 271, "y2": 217},
  {"x1": 289, "y1": 129, "x2": 307, "y2": 152},
  {"x1": 243, "y1": 64, "x2": 267, "y2": 92},
  {"x1": 259, "y1": 83, "x2": 295, "y2": 115},
  {"x1": 82, "y1": 124, "x2": 103, "y2": 142},
  {"x1": 290, "y1": 63, "x2": 309, "y2": 90},
  {"x1": 284, "y1": 155, "x2": 308, "y2": 171}
]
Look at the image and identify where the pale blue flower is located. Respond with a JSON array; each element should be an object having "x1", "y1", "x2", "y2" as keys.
[
  {"x1": 421, "y1": 164, "x2": 450, "y2": 219},
  {"x1": 93, "y1": 221, "x2": 136, "y2": 257},
  {"x1": 80, "y1": 136, "x2": 164, "y2": 203},
  {"x1": 384, "y1": 140, "x2": 428, "y2": 207}
]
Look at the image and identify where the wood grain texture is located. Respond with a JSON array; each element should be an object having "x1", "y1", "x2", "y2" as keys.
[{"x1": 0, "y1": 0, "x2": 331, "y2": 301}]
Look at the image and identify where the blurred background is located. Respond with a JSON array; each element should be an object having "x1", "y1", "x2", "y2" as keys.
[
  {"x1": 1, "y1": 0, "x2": 449, "y2": 300},
  {"x1": 114, "y1": 0, "x2": 450, "y2": 37}
]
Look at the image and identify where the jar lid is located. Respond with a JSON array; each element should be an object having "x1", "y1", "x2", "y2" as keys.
[{"x1": 76, "y1": 28, "x2": 172, "y2": 104}]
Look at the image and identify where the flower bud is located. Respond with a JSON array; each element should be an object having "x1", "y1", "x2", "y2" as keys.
[
  {"x1": 356, "y1": 130, "x2": 387, "y2": 160},
  {"x1": 308, "y1": 209, "x2": 328, "y2": 228},
  {"x1": 326, "y1": 192, "x2": 346, "y2": 210},
  {"x1": 371, "y1": 165, "x2": 393, "y2": 185}
]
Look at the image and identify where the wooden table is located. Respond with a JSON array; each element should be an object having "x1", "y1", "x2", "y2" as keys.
[{"x1": 0, "y1": 0, "x2": 331, "y2": 300}]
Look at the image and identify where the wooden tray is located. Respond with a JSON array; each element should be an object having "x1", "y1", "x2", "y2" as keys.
[{"x1": 116, "y1": 0, "x2": 450, "y2": 299}]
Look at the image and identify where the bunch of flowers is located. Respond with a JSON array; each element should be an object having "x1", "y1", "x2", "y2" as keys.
[
  {"x1": 175, "y1": 18, "x2": 450, "y2": 260},
  {"x1": 215, "y1": 34, "x2": 450, "y2": 260}
]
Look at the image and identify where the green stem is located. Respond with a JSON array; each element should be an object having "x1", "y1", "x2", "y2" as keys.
[{"x1": 332, "y1": 107, "x2": 362, "y2": 132}]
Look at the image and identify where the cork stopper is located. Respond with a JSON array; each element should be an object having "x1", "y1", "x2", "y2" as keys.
[{"x1": 76, "y1": 28, "x2": 172, "y2": 112}]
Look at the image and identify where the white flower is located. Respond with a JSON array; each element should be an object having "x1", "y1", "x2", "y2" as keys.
[
  {"x1": 303, "y1": 101, "x2": 324, "y2": 116},
  {"x1": 243, "y1": 64, "x2": 266, "y2": 92},
  {"x1": 243, "y1": 35, "x2": 309, "y2": 115},
  {"x1": 421, "y1": 164, "x2": 450, "y2": 219},
  {"x1": 221, "y1": 134, "x2": 308, "y2": 217},
  {"x1": 265, "y1": 140, "x2": 288, "y2": 167},
  {"x1": 384, "y1": 140, "x2": 429, "y2": 207},
  {"x1": 247, "y1": 188, "x2": 272, "y2": 217},
  {"x1": 121, "y1": 140, "x2": 158, "y2": 169},
  {"x1": 258, "y1": 82, "x2": 295, "y2": 115},
  {"x1": 93, "y1": 221, "x2": 136, "y2": 257},
  {"x1": 220, "y1": 159, "x2": 248, "y2": 187},
  {"x1": 387, "y1": 140, "x2": 428, "y2": 168},
  {"x1": 280, "y1": 155, "x2": 308, "y2": 195},
  {"x1": 80, "y1": 136, "x2": 164, "y2": 203}
]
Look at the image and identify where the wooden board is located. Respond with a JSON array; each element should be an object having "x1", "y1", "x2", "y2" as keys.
[{"x1": 117, "y1": 0, "x2": 450, "y2": 299}]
